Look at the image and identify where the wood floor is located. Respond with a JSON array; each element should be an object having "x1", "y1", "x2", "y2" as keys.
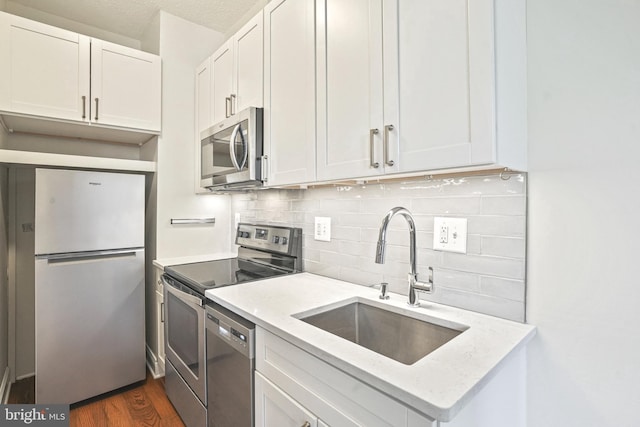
[{"x1": 8, "y1": 371, "x2": 185, "y2": 427}]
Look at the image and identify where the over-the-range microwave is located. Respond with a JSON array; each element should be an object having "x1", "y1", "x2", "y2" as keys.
[{"x1": 200, "y1": 107, "x2": 264, "y2": 191}]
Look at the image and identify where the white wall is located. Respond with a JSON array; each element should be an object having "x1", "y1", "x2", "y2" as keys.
[
  {"x1": 154, "y1": 11, "x2": 231, "y2": 260},
  {"x1": 526, "y1": 0, "x2": 640, "y2": 425}
]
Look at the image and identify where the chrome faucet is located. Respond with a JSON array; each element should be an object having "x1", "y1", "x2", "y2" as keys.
[{"x1": 375, "y1": 207, "x2": 433, "y2": 306}]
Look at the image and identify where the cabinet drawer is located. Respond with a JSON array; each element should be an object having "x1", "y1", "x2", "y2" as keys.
[{"x1": 256, "y1": 328, "x2": 435, "y2": 427}]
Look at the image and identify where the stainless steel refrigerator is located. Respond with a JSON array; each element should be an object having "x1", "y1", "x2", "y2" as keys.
[{"x1": 34, "y1": 168, "x2": 146, "y2": 404}]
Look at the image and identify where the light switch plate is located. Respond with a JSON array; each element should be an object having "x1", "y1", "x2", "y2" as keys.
[
  {"x1": 433, "y1": 217, "x2": 467, "y2": 253},
  {"x1": 314, "y1": 217, "x2": 331, "y2": 242}
]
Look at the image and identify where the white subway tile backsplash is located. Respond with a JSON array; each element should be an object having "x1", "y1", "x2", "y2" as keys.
[
  {"x1": 411, "y1": 196, "x2": 482, "y2": 215},
  {"x1": 230, "y1": 172, "x2": 527, "y2": 322},
  {"x1": 481, "y1": 195, "x2": 526, "y2": 215},
  {"x1": 481, "y1": 236, "x2": 526, "y2": 258}
]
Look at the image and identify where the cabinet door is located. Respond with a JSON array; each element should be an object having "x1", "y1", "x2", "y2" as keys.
[
  {"x1": 0, "y1": 12, "x2": 90, "y2": 122},
  {"x1": 316, "y1": 0, "x2": 396, "y2": 181},
  {"x1": 234, "y1": 11, "x2": 264, "y2": 113},
  {"x1": 255, "y1": 372, "x2": 318, "y2": 427},
  {"x1": 90, "y1": 39, "x2": 161, "y2": 132},
  {"x1": 211, "y1": 40, "x2": 234, "y2": 124},
  {"x1": 263, "y1": 0, "x2": 316, "y2": 186},
  {"x1": 195, "y1": 57, "x2": 213, "y2": 193},
  {"x1": 196, "y1": 57, "x2": 213, "y2": 135},
  {"x1": 386, "y1": 0, "x2": 494, "y2": 172}
]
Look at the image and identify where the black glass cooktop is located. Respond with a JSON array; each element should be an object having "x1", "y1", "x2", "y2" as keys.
[{"x1": 165, "y1": 258, "x2": 290, "y2": 295}]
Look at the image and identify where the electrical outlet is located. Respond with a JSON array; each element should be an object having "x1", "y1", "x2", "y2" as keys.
[
  {"x1": 314, "y1": 217, "x2": 331, "y2": 242},
  {"x1": 433, "y1": 217, "x2": 467, "y2": 253},
  {"x1": 439, "y1": 224, "x2": 448, "y2": 243}
]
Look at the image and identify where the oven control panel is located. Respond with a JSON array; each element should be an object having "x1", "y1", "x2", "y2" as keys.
[{"x1": 235, "y1": 223, "x2": 301, "y2": 255}]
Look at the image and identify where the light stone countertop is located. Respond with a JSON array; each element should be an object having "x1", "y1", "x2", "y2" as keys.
[
  {"x1": 205, "y1": 272, "x2": 536, "y2": 421},
  {"x1": 152, "y1": 252, "x2": 238, "y2": 269}
]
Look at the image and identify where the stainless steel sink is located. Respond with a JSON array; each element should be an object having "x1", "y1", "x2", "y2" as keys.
[{"x1": 299, "y1": 301, "x2": 464, "y2": 365}]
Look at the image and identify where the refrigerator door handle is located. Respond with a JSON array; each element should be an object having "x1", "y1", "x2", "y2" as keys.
[{"x1": 36, "y1": 248, "x2": 142, "y2": 262}]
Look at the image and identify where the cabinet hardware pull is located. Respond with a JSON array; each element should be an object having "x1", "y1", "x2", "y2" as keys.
[
  {"x1": 230, "y1": 94, "x2": 236, "y2": 115},
  {"x1": 261, "y1": 155, "x2": 268, "y2": 182},
  {"x1": 301, "y1": 422, "x2": 311, "y2": 427},
  {"x1": 160, "y1": 302, "x2": 164, "y2": 322},
  {"x1": 94, "y1": 98, "x2": 99, "y2": 121},
  {"x1": 384, "y1": 124, "x2": 394, "y2": 166},
  {"x1": 225, "y1": 97, "x2": 231, "y2": 118},
  {"x1": 370, "y1": 128, "x2": 380, "y2": 168},
  {"x1": 81, "y1": 96, "x2": 86, "y2": 119}
]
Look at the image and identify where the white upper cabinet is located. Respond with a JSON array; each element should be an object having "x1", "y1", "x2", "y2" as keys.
[
  {"x1": 316, "y1": 0, "x2": 526, "y2": 181},
  {"x1": 234, "y1": 12, "x2": 264, "y2": 114},
  {"x1": 195, "y1": 57, "x2": 213, "y2": 136},
  {"x1": 211, "y1": 40, "x2": 234, "y2": 125},
  {"x1": 0, "y1": 13, "x2": 90, "y2": 122},
  {"x1": 91, "y1": 39, "x2": 161, "y2": 132},
  {"x1": 316, "y1": 0, "x2": 392, "y2": 181},
  {"x1": 263, "y1": 0, "x2": 316, "y2": 186},
  {"x1": 211, "y1": 11, "x2": 263, "y2": 126},
  {"x1": 388, "y1": 0, "x2": 500, "y2": 173},
  {"x1": 0, "y1": 11, "x2": 162, "y2": 139}
]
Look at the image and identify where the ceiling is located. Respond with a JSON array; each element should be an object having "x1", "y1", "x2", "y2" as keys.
[{"x1": 6, "y1": 0, "x2": 261, "y2": 39}]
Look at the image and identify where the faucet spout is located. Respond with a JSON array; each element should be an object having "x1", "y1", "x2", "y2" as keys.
[{"x1": 375, "y1": 207, "x2": 433, "y2": 306}]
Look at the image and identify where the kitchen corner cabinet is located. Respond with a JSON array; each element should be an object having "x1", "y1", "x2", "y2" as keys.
[
  {"x1": 255, "y1": 328, "x2": 436, "y2": 427},
  {"x1": 0, "y1": 11, "x2": 161, "y2": 137},
  {"x1": 211, "y1": 11, "x2": 263, "y2": 126},
  {"x1": 316, "y1": 0, "x2": 526, "y2": 182},
  {"x1": 262, "y1": 0, "x2": 317, "y2": 187}
]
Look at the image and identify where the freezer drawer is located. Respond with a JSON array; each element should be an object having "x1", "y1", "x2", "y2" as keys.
[
  {"x1": 35, "y1": 249, "x2": 146, "y2": 404},
  {"x1": 35, "y1": 168, "x2": 145, "y2": 255}
]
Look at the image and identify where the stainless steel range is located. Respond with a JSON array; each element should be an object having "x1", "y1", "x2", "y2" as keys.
[{"x1": 162, "y1": 223, "x2": 302, "y2": 427}]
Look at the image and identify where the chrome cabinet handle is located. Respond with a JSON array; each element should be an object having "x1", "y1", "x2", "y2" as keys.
[
  {"x1": 94, "y1": 98, "x2": 99, "y2": 121},
  {"x1": 160, "y1": 302, "x2": 164, "y2": 322},
  {"x1": 225, "y1": 97, "x2": 231, "y2": 118},
  {"x1": 301, "y1": 422, "x2": 311, "y2": 427},
  {"x1": 370, "y1": 128, "x2": 380, "y2": 168},
  {"x1": 81, "y1": 96, "x2": 86, "y2": 119},
  {"x1": 230, "y1": 94, "x2": 236, "y2": 115},
  {"x1": 229, "y1": 124, "x2": 247, "y2": 171},
  {"x1": 384, "y1": 124, "x2": 394, "y2": 166}
]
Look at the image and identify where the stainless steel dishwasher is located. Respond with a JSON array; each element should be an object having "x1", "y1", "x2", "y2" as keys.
[{"x1": 206, "y1": 302, "x2": 255, "y2": 427}]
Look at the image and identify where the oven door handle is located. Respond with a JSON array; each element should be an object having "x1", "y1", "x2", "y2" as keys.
[
  {"x1": 162, "y1": 276, "x2": 203, "y2": 307},
  {"x1": 228, "y1": 123, "x2": 247, "y2": 171}
]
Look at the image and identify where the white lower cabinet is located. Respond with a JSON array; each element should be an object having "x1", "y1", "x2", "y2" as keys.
[
  {"x1": 255, "y1": 372, "x2": 320, "y2": 427},
  {"x1": 255, "y1": 328, "x2": 436, "y2": 427}
]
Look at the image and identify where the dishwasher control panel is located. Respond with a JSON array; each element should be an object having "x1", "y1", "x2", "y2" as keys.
[{"x1": 205, "y1": 303, "x2": 255, "y2": 359}]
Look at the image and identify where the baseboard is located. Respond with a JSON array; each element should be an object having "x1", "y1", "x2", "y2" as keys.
[
  {"x1": 1, "y1": 367, "x2": 11, "y2": 404},
  {"x1": 146, "y1": 345, "x2": 165, "y2": 379},
  {"x1": 16, "y1": 372, "x2": 35, "y2": 381}
]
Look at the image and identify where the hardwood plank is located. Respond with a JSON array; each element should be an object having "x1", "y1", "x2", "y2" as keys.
[
  {"x1": 8, "y1": 370, "x2": 185, "y2": 427},
  {"x1": 7, "y1": 376, "x2": 35, "y2": 404}
]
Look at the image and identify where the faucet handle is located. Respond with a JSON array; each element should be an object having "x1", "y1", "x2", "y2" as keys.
[{"x1": 378, "y1": 282, "x2": 390, "y2": 300}]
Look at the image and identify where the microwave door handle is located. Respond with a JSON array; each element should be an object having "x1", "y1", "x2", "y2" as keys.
[
  {"x1": 229, "y1": 123, "x2": 242, "y2": 171},
  {"x1": 239, "y1": 124, "x2": 248, "y2": 169}
]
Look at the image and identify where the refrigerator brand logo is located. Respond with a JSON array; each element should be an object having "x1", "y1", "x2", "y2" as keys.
[
  {"x1": 88, "y1": 182, "x2": 102, "y2": 186},
  {"x1": 1, "y1": 405, "x2": 69, "y2": 426}
]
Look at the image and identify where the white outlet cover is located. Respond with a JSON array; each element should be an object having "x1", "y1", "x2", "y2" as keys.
[
  {"x1": 433, "y1": 217, "x2": 467, "y2": 253},
  {"x1": 314, "y1": 217, "x2": 331, "y2": 242}
]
